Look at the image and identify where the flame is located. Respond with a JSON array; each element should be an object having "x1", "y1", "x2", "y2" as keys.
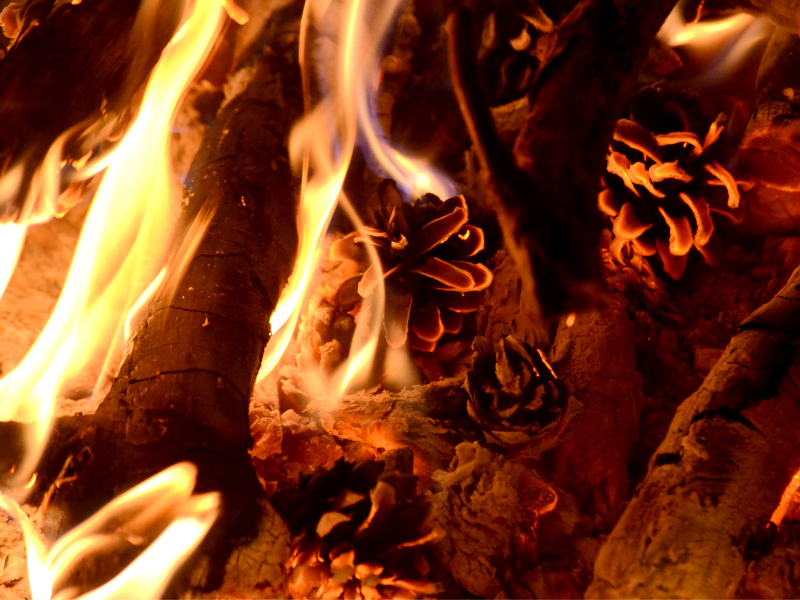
[
  {"x1": 1, "y1": 462, "x2": 219, "y2": 600},
  {"x1": 0, "y1": 0, "x2": 225, "y2": 489},
  {"x1": 657, "y1": 2, "x2": 772, "y2": 86},
  {"x1": 259, "y1": 0, "x2": 452, "y2": 398},
  {"x1": 0, "y1": 222, "x2": 27, "y2": 301}
]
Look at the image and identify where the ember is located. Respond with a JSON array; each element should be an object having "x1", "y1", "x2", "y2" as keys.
[{"x1": 4, "y1": 0, "x2": 800, "y2": 598}]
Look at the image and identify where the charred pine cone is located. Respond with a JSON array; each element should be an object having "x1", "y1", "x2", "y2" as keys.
[
  {"x1": 331, "y1": 180, "x2": 492, "y2": 352},
  {"x1": 271, "y1": 456, "x2": 444, "y2": 599},
  {"x1": 599, "y1": 97, "x2": 744, "y2": 280},
  {"x1": 466, "y1": 335, "x2": 577, "y2": 449}
]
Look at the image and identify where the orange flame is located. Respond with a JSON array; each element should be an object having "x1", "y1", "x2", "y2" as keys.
[
  {"x1": 657, "y1": 2, "x2": 772, "y2": 85},
  {"x1": 1, "y1": 462, "x2": 219, "y2": 600},
  {"x1": 259, "y1": 0, "x2": 451, "y2": 399},
  {"x1": 0, "y1": 0, "x2": 225, "y2": 489},
  {"x1": 0, "y1": 223, "x2": 27, "y2": 301}
]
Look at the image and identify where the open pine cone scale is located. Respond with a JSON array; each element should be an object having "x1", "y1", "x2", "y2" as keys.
[
  {"x1": 273, "y1": 457, "x2": 444, "y2": 599},
  {"x1": 599, "y1": 103, "x2": 744, "y2": 280},
  {"x1": 330, "y1": 180, "x2": 493, "y2": 352}
]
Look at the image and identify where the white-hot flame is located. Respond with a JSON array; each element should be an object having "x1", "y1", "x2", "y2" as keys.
[
  {"x1": 1, "y1": 462, "x2": 219, "y2": 600},
  {"x1": 657, "y1": 2, "x2": 772, "y2": 86},
  {"x1": 0, "y1": 223, "x2": 27, "y2": 301},
  {"x1": 259, "y1": 0, "x2": 452, "y2": 398},
  {"x1": 0, "y1": 0, "x2": 225, "y2": 489}
]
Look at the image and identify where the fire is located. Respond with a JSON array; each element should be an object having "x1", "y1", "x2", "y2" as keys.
[
  {"x1": 1, "y1": 463, "x2": 219, "y2": 600},
  {"x1": 0, "y1": 0, "x2": 225, "y2": 490},
  {"x1": 0, "y1": 222, "x2": 26, "y2": 301},
  {"x1": 1, "y1": 0, "x2": 460, "y2": 593},
  {"x1": 259, "y1": 0, "x2": 453, "y2": 398},
  {"x1": 657, "y1": 2, "x2": 772, "y2": 86},
  {"x1": 770, "y1": 469, "x2": 800, "y2": 527},
  {"x1": 1, "y1": 0, "x2": 232, "y2": 595}
]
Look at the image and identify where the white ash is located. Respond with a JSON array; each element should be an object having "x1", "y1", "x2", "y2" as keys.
[{"x1": 432, "y1": 442, "x2": 525, "y2": 598}]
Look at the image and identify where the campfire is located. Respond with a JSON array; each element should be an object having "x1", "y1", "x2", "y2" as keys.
[{"x1": 2, "y1": 0, "x2": 800, "y2": 597}]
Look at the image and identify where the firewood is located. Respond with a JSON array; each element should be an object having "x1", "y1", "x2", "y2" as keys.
[
  {"x1": 308, "y1": 378, "x2": 464, "y2": 482},
  {"x1": 0, "y1": 5, "x2": 303, "y2": 593},
  {"x1": 588, "y1": 265, "x2": 800, "y2": 599},
  {"x1": 447, "y1": 0, "x2": 678, "y2": 319},
  {"x1": 545, "y1": 298, "x2": 641, "y2": 528},
  {"x1": 738, "y1": 29, "x2": 800, "y2": 192}
]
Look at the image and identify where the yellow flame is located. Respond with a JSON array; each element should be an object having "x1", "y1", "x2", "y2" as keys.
[
  {"x1": 659, "y1": 11, "x2": 755, "y2": 48},
  {"x1": 657, "y1": 2, "x2": 772, "y2": 86},
  {"x1": 1, "y1": 462, "x2": 219, "y2": 600},
  {"x1": 0, "y1": 0, "x2": 225, "y2": 489},
  {"x1": 258, "y1": 0, "x2": 370, "y2": 383},
  {"x1": 259, "y1": 0, "x2": 452, "y2": 398}
]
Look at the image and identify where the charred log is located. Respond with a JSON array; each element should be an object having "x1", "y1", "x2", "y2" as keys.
[
  {"x1": 588, "y1": 265, "x2": 800, "y2": 599},
  {"x1": 738, "y1": 29, "x2": 800, "y2": 192},
  {"x1": 4, "y1": 4, "x2": 302, "y2": 588},
  {"x1": 447, "y1": 0, "x2": 678, "y2": 319},
  {"x1": 545, "y1": 299, "x2": 641, "y2": 529}
]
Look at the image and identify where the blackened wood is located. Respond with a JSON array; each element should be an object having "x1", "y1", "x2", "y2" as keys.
[
  {"x1": 738, "y1": 29, "x2": 800, "y2": 190},
  {"x1": 546, "y1": 300, "x2": 640, "y2": 529},
  {"x1": 0, "y1": 0, "x2": 182, "y2": 222},
  {"x1": 26, "y1": 5, "x2": 301, "y2": 543},
  {"x1": 448, "y1": 0, "x2": 677, "y2": 319},
  {"x1": 588, "y1": 266, "x2": 800, "y2": 599}
]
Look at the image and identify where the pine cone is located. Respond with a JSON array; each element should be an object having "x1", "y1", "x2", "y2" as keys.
[
  {"x1": 271, "y1": 454, "x2": 444, "y2": 599},
  {"x1": 331, "y1": 180, "x2": 492, "y2": 352},
  {"x1": 466, "y1": 336, "x2": 576, "y2": 447},
  {"x1": 599, "y1": 95, "x2": 744, "y2": 280}
]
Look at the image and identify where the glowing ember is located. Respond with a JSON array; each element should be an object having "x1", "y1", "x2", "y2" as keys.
[{"x1": 770, "y1": 469, "x2": 800, "y2": 527}]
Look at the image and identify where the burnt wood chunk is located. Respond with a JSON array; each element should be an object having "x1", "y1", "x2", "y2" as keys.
[
  {"x1": 588, "y1": 266, "x2": 800, "y2": 599},
  {"x1": 24, "y1": 9, "x2": 301, "y2": 539}
]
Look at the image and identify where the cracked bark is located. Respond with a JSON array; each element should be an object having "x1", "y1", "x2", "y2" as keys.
[
  {"x1": 1, "y1": 6, "x2": 302, "y2": 592},
  {"x1": 588, "y1": 266, "x2": 800, "y2": 599}
]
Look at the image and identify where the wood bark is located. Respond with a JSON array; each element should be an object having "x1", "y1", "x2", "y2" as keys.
[
  {"x1": 0, "y1": 0, "x2": 183, "y2": 221},
  {"x1": 17, "y1": 0, "x2": 302, "y2": 557},
  {"x1": 588, "y1": 266, "x2": 800, "y2": 599},
  {"x1": 545, "y1": 299, "x2": 640, "y2": 529},
  {"x1": 738, "y1": 29, "x2": 800, "y2": 192},
  {"x1": 448, "y1": 0, "x2": 677, "y2": 319}
]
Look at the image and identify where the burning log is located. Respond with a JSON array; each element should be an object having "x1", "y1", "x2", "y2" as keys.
[
  {"x1": 588, "y1": 265, "x2": 800, "y2": 599},
  {"x1": 1, "y1": 4, "x2": 303, "y2": 591},
  {"x1": 448, "y1": 0, "x2": 678, "y2": 319},
  {"x1": 736, "y1": 27, "x2": 800, "y2": 236}
]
